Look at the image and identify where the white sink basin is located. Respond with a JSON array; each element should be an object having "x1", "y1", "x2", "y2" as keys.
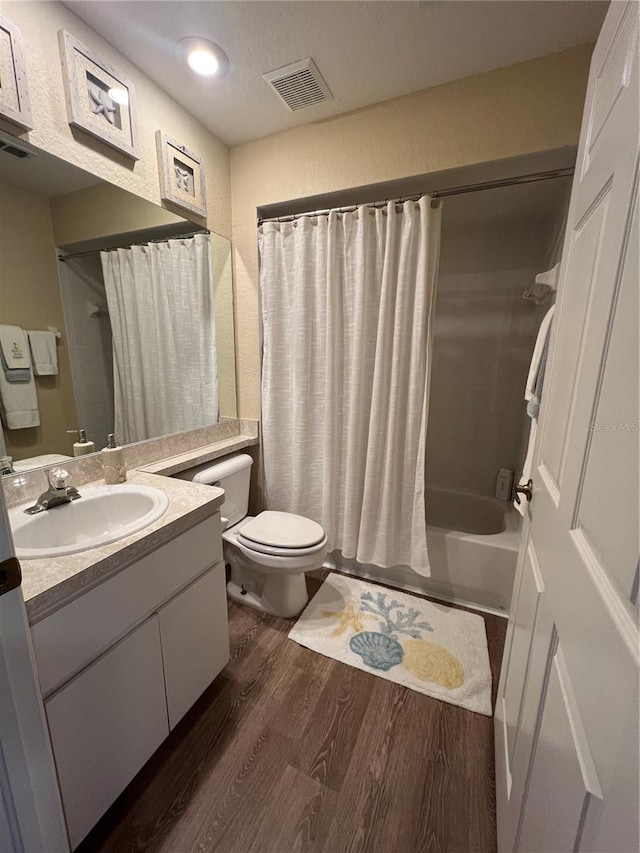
[{"x1": 10, "y1": 484, "x2": 170, "y2": 559}]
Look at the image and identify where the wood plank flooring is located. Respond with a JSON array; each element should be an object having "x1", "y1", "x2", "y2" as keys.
[{"x1": 77, "y1": 573, "x2": 507, "y2": 853}]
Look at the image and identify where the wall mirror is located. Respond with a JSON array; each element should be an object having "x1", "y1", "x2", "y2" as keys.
[{"x1": 0, "y1": 140, "x2": 236, "y2": 475}]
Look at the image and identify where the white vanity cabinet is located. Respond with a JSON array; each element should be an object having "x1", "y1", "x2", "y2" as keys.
[
  {"x1": 159, "y1": 565, "x2": 230, "y2": 728},
  {"x1": 30, "y1": 512, "x2": 228, "y2": 849},
  {"x1": 45, "y1": 617, "x2": 168, "y2": 849}
]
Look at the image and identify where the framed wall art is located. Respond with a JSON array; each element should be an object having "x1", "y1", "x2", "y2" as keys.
[
  {"x1": 156, "y1": 130, "x2": 207, "y2": 218},
  {"x1": 0, "y1": 16, "x2": 32, "y2": 130},
  {"x1": 58, "y1": 29, "x2": 139, "y2": 160}
]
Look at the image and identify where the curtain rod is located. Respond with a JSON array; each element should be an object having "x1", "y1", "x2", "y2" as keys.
[
  {"x1": 58, "y1": 230, "x2": 210, "y2": 262},
  {"x1": 257, "y1": 167, "x2": 574, "y2": 225}
]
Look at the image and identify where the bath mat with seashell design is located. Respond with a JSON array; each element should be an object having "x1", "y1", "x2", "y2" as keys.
[{"x1": 288, "y1": 573, "x2": 492, "y2": 716}]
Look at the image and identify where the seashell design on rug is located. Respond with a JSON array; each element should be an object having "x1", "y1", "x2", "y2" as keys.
[{"x1": 349, "y1": 631, "x2": 404, "y2": 671}]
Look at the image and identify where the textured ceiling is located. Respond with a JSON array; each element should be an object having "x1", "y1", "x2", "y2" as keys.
[{"x1": 63, "y1": 1, "x2": 608, "y2": 146}]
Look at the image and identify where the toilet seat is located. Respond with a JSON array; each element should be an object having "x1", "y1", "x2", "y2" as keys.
[
  {"x1": 237, "y1": 510, "x2": 326, "y2": 557},
  {"x1": 236, "y1": 533, "x2": 328, "y2": 558}
]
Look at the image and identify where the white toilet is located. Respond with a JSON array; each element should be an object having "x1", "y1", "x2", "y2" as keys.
[{"x1": 176, "y1": 454, "x2": 327, "y2": 617}]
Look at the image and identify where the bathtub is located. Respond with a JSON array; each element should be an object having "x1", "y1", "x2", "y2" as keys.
[{"x1": 325, "y1": 487, "x2": 520, "y2": 615}]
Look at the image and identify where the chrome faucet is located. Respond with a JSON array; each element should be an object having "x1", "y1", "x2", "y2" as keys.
[
  {"x1": 24, "y1": 468, "x2": 81, "y2": 515},
  {"x1": 0, "y1": 456, "x2": 14, "y2": 475}
]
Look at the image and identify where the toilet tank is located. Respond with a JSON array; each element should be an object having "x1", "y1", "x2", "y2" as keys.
[{"x1": 174, "y1": 453, "x2": 253, "y2": 529}]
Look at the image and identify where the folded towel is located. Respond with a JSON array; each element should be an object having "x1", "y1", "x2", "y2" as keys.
[
  {"x1": 28, "y1": 330, "x2": 58, "y2": 376},
  {"x1": 0, "y1": 325, "x2": 30, "y2": 369},
  {"x1": 0, "y1": 325, "x2": 32, "y2": 382},
  {"x1": 0, "y1": 348, "x2": 40, "y2": 429},
  {"x1": 0, "y1": 348, "x2": 31, "y2": 383}
]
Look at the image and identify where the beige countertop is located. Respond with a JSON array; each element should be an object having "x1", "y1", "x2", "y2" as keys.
[
  {"x1": 139, "y1": 433, "x2": 258, "y2": 476},
  {"x1": 17, "y1": 470, "x2": 225, "y2": 625}
]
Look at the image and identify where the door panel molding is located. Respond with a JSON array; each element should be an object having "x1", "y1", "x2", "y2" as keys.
[
  {"x1": 585, "y1": 3, "x2": 638, "y2": 166},
  {"x1": 569, "y1": 527, "x2": 639, "y2": 657},
  {"x1": 542, "y1": 187, "x2": 611, "y2": 487},
  {"x1": 496, "y1": 4, "x2": 640, "y2": 849},
  {"x1": 536, "y1": 460, "x2": 559, "y2": 507},
  {"x1": 516, "y1": 643, "x2": 602, "y2": 852}
]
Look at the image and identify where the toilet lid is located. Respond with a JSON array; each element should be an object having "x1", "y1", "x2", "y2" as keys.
[{"x1": 238, "y1": 511, "x2": 325, "y2": 549}]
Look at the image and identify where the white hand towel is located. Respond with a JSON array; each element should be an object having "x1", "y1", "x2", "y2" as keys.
[
  {"x1": 0, "y1": 373, "x2": 40, "y2": 428},
  {"x1": 28, "y1": 330, "x2": 58, "y2": 376},
  {"x1": 524, "y1": 305, "x2": 554, "y2": 402},
  {"x1": 0, "y1": 347, "x2": 40, "y2": 430},
  {"x1": 0, "y1": 325, "x2": 30, "y2": 369},
  {"x1": 515, "y1": 304, "x2": 555, "y2": 516}
]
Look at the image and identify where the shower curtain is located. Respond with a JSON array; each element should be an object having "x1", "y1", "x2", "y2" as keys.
[
  {"x1": 259, "y1": 198, "x2": 441, "y2": 575},
  {"x1": 101, "y1": 233, "x2": 218, "y2": 444}
]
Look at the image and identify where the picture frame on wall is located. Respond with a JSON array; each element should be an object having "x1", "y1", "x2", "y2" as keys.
[
  {"x1": 58, "y1": 29, "x2": 139, "y2": 160},
  {"x1": 156, "y1": 130, "x2": 207, "y2": 218},
  {"x1": 0, "y1": 16, "x2": 33, "y2": 130}
]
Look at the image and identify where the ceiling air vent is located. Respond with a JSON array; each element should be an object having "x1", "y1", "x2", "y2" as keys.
[
  {"x1": 263, "y1": 57, "x2": 333, "y2": 112},
  {"x1": 0, "y1": 139, "x2": 31, "y2": 159}
]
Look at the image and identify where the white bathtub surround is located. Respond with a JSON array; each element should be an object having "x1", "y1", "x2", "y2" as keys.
[
  {"x1": 101, "y1": 232, "x2": 218, "y2": 444},
  {"x1": 327, "y1": 488, "x2": 519, "y2": 614},
  {"x1": 260, "y1": 198, "x2": 441, "y2": 575},
  {"x1": 289, "y1": 573, "x2": 492, "y2": 716}
]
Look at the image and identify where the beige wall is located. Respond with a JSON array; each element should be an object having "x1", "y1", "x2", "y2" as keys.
[
  {"x1": 50, "y1": 183, "x2": 185, "y2": 246},
  {"x1": 0, "y1": 180, "x2": 78, "y2": 460},
  {"x1": 210, "y1": 232, "x2": 237, "y2": 418},
  {"x1": 230, "y1": 45, "x2": 592, "y2": 419},
  {"x1": 3, "y1": 1, "x2": 231, "y2": 239}
]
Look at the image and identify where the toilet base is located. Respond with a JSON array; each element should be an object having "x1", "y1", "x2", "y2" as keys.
[{"x1": 227, "y1": 570, "x2": 309, "y2": 618}]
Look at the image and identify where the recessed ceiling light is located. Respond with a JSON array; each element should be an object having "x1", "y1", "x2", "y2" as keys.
[
  {"x1": 175, "y1": 37, "x2": 229, "y2": 79},
  {"x1": 188, "y1": 48, "x2": 218, "y2": 76},
  {"x1": 107, "y1": 87, "x2": 129, "y2": 106}
]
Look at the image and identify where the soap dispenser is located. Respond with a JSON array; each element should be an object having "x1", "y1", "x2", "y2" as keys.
[
  {"x1": 67, "y1": 428, "x2": 96, "y2": 457},
  {"x1": 102, "y1": 434, "x2": 127, "y2": 484}
]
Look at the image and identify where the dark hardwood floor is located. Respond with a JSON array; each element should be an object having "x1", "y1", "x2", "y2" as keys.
[{"x1": 77, "y1": 573, "x2": 507, "y2": 853}]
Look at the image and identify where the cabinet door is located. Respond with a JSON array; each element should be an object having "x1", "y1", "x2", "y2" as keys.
[
  {"x1": 159, "y1": 562, "x2": 230, "y2": 729},
  {"x1": 45, "y1": 617, "x2": 168, "y2": 849}
]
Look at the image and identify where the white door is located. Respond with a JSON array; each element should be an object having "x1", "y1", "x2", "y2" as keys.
[
  {"x1": 495, "y1": 2, "x2": 639, "y2": 851},
  {"x1": 0, "y1": 491, "x2": 68, "y2": 851}
]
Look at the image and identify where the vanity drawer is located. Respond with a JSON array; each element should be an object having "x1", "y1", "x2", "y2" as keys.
[{"x1": 32, "y1": 512, "x2": 222, "y2": 697}]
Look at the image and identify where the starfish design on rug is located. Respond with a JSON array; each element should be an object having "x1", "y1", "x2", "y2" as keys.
[{"x1": 323, "y1": 601, "x2": 377, "y2": 636}]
